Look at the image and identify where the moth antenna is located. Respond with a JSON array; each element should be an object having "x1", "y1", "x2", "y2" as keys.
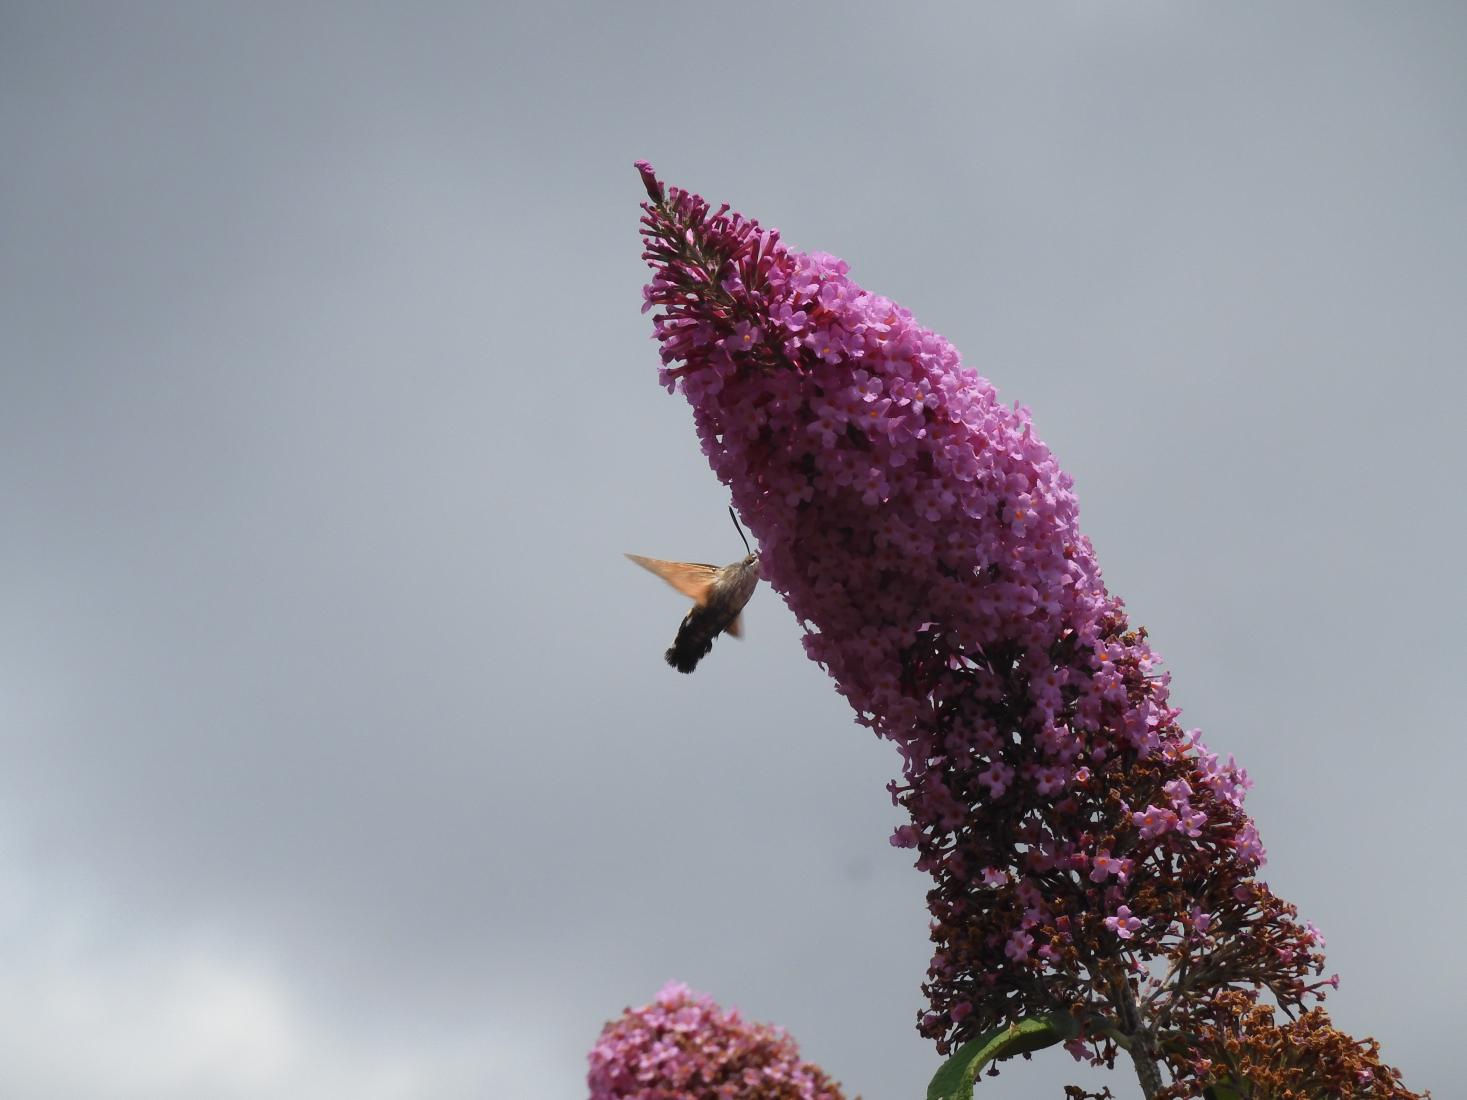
[{"x1": 729, "y1": 505, "x2": 752, "y2": 556}]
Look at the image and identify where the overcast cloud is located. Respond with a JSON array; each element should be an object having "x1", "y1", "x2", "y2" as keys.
[{"x1": 1, "y1": 4, "x2": 1463, "y2": 1097}]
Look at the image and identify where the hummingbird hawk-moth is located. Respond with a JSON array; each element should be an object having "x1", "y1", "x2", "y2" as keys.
[{"x1": 626, "y1": 508, "x2": 761, "y2": 673}]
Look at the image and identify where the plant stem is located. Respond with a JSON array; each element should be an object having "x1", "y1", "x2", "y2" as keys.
[{"x1": 1115, "y1": 980, "x2": 1163, "y2": 1099}]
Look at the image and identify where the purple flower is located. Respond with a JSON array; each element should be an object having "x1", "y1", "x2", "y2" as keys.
[
  {"x1": 1234, "y1": 822, "x2": 1266, "y2": 863},
  {"x1": 1178, "y1": 806, "x2": 1208, "y2": 837},
  {"x1": 1104, "y1": 905, "x2": 1143, "y2": 940},
  {"x1": 1030, "y1": 765, "x2": 1068, "y2": 797},
  {"x1": 1133, "y1": 804, "x2": 1179, "y2": 839},
  {"x1": 1006, "y1": 929, "x2": 1036, "y2": 961},
  {"x1": 890, "y1": 824, "x2": 921, "y2": 849},
  {"x1": 588, "y1": 982, "x2": 848, "y2": 1100},
  {"x1": 1088, "y1": 850, "x2": 1130, "y2": 884},
  {"x1": 726, "y1": 319, "x2": 763, "y2": 353},
  {"x1": 636, "y1": 164, "x2": 1340, "y2": 1090}
]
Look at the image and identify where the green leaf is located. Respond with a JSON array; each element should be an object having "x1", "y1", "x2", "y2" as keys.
[
  {"x1": 1203, "y1": 1083, "x2": 1244, "y2": 1100},
  {"x1": 927, "y1": 1013, "x2": 1080, "y2": 1100}
]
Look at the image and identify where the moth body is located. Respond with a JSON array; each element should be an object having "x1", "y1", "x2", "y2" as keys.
[{"x1": 625, "y1": 552, "x2": 761, "y2": 673}]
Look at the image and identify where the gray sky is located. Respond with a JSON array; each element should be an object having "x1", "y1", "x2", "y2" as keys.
[{"x1": 1, "y1": 4, "x2": 1463, "y2": 1097}]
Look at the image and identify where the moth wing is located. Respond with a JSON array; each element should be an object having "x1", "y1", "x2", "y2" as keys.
[
  {"x1": 725, "y1": 613, "x2": 743, "y2": 639},
  {"x1": 624, "y1": 554, "x2": 721, "y2": 604}
]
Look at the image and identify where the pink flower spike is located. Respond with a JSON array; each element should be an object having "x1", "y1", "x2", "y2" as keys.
[
  {"x1": 635, "y1": 167, "x2": 1344, "y2": 1083},
  {"x1": 588, "y1": 982, "x2": 848, "y2": 1100}
]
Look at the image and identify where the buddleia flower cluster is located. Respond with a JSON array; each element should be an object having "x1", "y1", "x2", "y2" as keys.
[
  {"x1": 587, "y1": 982, "x2": 850, "y2": 1100},
  {"x1": 626, "y1": 162, "x2": 1421, "y2": 1096}
]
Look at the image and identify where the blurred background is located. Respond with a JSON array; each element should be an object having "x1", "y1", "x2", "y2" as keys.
[{"x1": 1, "y1": 3, "x2": 1462, "y2": 1096}]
